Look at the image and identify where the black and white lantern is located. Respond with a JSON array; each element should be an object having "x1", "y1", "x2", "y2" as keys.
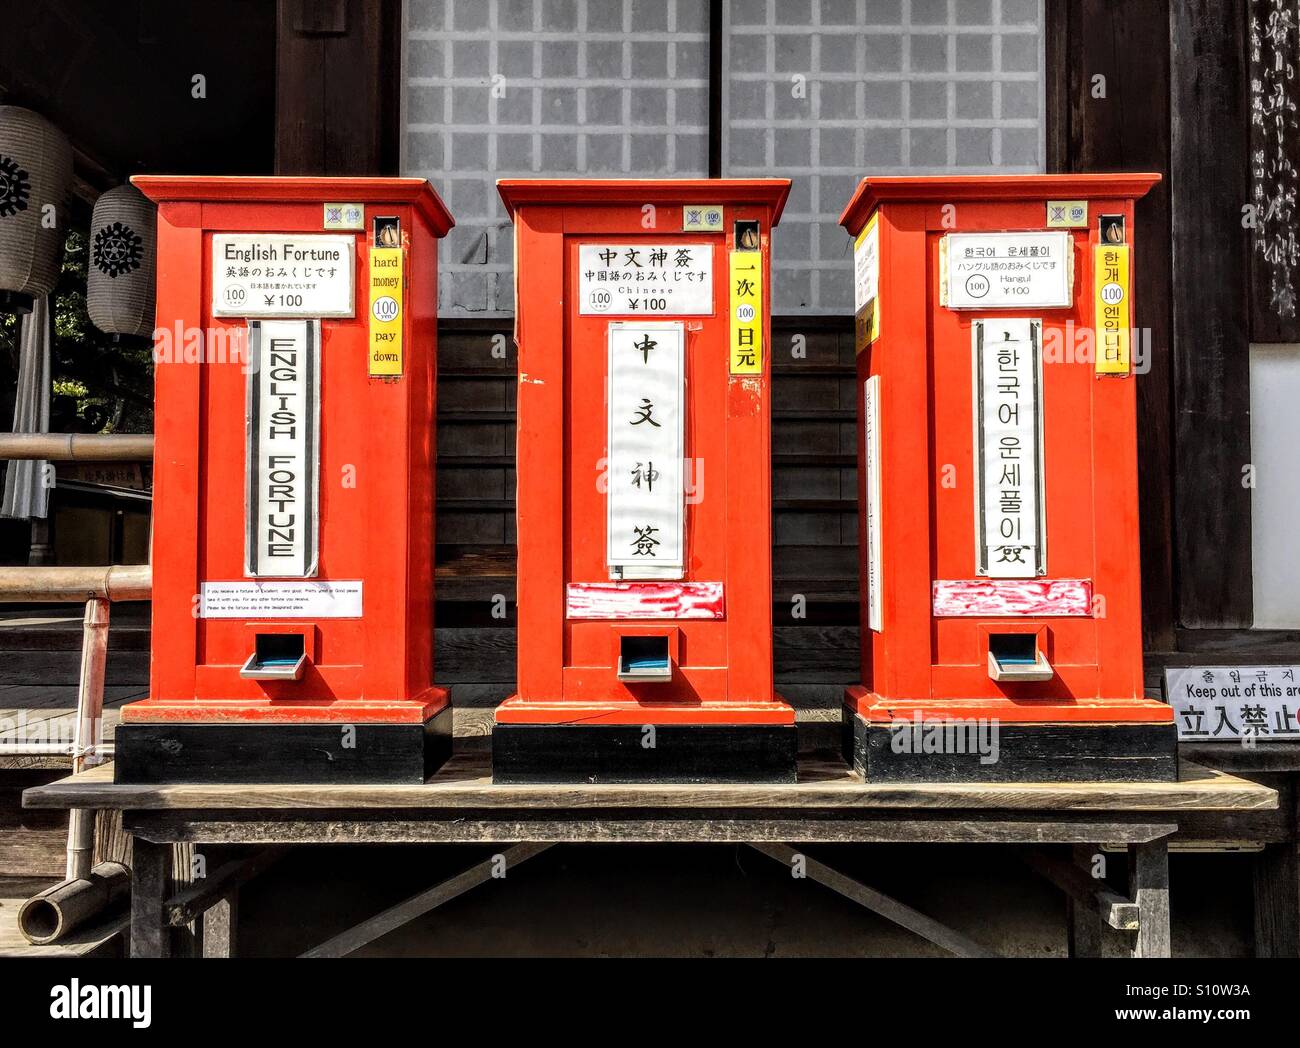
[
  {"x1": 87, "y1": 184, "x2": 156, "y2": 340},
  {"x1": 0, "y1": 106, "x2": 72, "y2": 315}
]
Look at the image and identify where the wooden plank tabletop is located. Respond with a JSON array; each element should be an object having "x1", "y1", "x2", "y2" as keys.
[{"x1": 23, "y1": 753, "x2": 1277, "y2": 813}]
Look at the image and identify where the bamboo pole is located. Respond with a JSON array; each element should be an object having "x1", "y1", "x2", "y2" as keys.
[
  {"x1": 18, "y1": 862, "x2": 131, "y2": 945},
  {"x1": 0, "y1": 433, "x2": 153, "y2": 461},
  {"x1": 0, "y1": 564, "x2": 151, "y2": 602}
]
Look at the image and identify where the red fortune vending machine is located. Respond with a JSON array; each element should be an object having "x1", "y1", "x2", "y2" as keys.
[
  {"x1": 494, "y1": 179, "x2": 797, "y2": 783},
  {"x1": 838, "y1": 174, "x2": 1177, "y2": 782},
  {"x1": 115, "y1": 177, "x2": 453, "y2": 784}
]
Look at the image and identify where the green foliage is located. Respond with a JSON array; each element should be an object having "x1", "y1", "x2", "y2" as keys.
[{"x1": 0, "y1": 229, "x2": 154, "y2": 435}]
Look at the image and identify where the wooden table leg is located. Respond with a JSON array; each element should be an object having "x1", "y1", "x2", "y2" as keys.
[
  {"x1": 202, "y1": 891, "x2": 238, "y2": 958},
  {"x1": 130, "y1": 838, "x2": 171, "y2": 959},
  {"x1": 1253, "y1": 842, "x2": 1300, "y2": 958},
  {"x1": 1129, "y1": 840, "x2": 1171, "y2": 958},
  {"x1": 1065, "y1": 844, "x2": 1102, "y2": 957}
]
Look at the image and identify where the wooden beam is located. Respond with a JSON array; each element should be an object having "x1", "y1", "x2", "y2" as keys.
[
  {"x1": 1048, "y1": 1, "x2": 1177, "y2": 648},
  {"x1": 275, "y1": 0, "x2": 401, "y2": 175},
  {"x1": 300, "y1": 843, "x2": 553, "y2": 958},
  {"x1": 201, "y1": 894, "x2": 237, "y2": 958},
  {"x1": 1067, "y1": 0, "x2": 1177, "y2": 649},
  {"x1": 1042, "y1": 0, "x2": 1073, "y2": 175},
  {"x1": 1253, "y1": 841, "x2": 1300, "y2": 957},
  {"x1": 1066, "y1": 844, "x2": 1104, "y2": 957},
  {"x1": 1169, "y1": 0, "x2": 1253, "y2": 628},
  {"x1": 749, "y1": 843, "x2": 995, "y2": 958},
  {"x1": 1128, "y1": 839, "x2": 1172, "y2": 957},
  {"x1": 164, "y1": 847, "x2": 288, "y2": 927},
  {"x1": 1020, "y1": 846, "x2": 1139, "y2": 931},
  {"x1": 128, "y1": 838, "x2": 170, "y2": 958}
]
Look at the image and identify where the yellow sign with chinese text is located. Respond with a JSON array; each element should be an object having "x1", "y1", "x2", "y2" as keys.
[
  {"x1": 729, "y1": 250, "x2": 763, "y2": 375},
  {"x1": 368, "y1": 246, "x2": 404, "y2": 376},
  {"x1": 1094, "y1": 244, "x2": 1131, "y2": 375}
]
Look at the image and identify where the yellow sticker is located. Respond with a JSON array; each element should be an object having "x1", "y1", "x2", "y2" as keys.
[
  {"x1": 1047, "y1": 200, "x2": 1088, "y2": 228},
  {"x1": 853, "y1": 212, "x2": 881, "y2": 353},
  {"x1": 1094, "y1": 243, "x2": 1131, "y2": 375},
  {"x1": 729, "y1": 250, "x2": 763, "y2": 374},
  {"x1": 368, "y1": 246, "x2": 404, "y2": 376}
]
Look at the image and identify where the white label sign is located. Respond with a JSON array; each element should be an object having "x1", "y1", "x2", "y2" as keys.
[
  {"x1": 579, "y1": 243, "x2": 713, "y2": 315},
  {"x1": 854, "y1": 218, "x2": 879, "y2": 315},
  {"x1": 1167, "y1": 666, "x2": 1300, "y2": 742},
  {"x1": 863, "y1": 375, "x2": 883, "y2": 632},
  {"x1": 974, "y1": 318, "x2": 1044, "y2": 578},
  {"x1": 199, "y1": 581, "x2": 363, "y2": 619},
  {"x1": 942, "y1": 231, "x2": 1073, "y2": 309},
  {"x1": 213, "y1": 234, "x2": 355, "y2": 317},
  {"x1": 246, "y1": 320, "x2": 319, "y2": 578},
  {"x1": 606, "y1": 322, "x2": 685, "y2": 579}
]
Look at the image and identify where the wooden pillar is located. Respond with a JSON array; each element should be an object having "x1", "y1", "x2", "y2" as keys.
[
  {"x1": 202, "y1": 893, "x2": 239, "y2": 958},
  {"x1": 129, "y1": 838, "x2": 171, "y2": 959},
  {"x1": 1045, "y1": 0, "x2": 1177, "y2": 650},
  {"x1": 275, "y1": 0, "x2": 402, "y2": 175},
  {"x1": 1129, "y1": 840, "x2": 1172, "y2": 958},
  {"x1": 1169, "y1": 0, "x2": 1253, "y2": 628},
  {"x1": 1066, "y1": 844, "x2": 1103, "y2": 957}
]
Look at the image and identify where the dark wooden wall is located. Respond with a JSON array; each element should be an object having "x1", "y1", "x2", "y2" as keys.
[
  {"x1": 431, "y1": 318, "x2": 861, "y2": 721},
  {"x1": 1047, "y1": 0, "x2": 1297, "y2": 651}
]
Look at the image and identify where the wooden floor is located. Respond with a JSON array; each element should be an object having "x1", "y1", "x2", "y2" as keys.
[
  {"x1": 0, "y1": 684, "x2": 145, "y2": 770},
  {"x1": 23, "y1": 752, "x2": 1277, "y2": 814},
  {"x1": 0, "y1": 876, "x2": 125, "y2": 957}
]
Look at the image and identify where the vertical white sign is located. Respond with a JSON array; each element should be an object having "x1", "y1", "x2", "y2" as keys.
[
  {"x1": 246, "y1": 319, "x2": 320, "y2": 578},
  {"x1": 863, "y1": 375, "x2": 883, "y2": 631},
  {"x1": 606, "y1": 322, "x2": 685, "y2": 579},
  {"x1": 973, "y1": 318, "x2": 1044, "y2": 578}
]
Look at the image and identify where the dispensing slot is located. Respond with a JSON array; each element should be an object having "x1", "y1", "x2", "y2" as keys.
[
  {"x1": 734, "y1": 219, "x2": 761, "y2": 251},
  {"x1": 617, "y1": 635, "x2": 672, "y2": 682},
  {"x1": 240, "y1": 633, "x2": 308, "y2": 681},
  {"x1": 987, "y1": 632, "x2": 1053, "y2": 682}
]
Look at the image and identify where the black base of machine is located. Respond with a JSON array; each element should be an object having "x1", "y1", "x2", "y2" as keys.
[
  {"x1": 114, "y1": 707, "x2": 452, "y2": 785},
  {"x1": 491, "y1": 722, "x2": 798, "y2": 784},
  {"x1": 842, "y1": 706, "x2": 1179, "y2": 783}
]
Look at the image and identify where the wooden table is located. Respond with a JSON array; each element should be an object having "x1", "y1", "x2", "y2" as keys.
[{"x1": 23, "y1": 753, "x2": 1277, "y2": 959}]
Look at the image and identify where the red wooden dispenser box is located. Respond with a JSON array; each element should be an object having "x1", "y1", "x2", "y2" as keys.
[
  {"x1": 838, "y1": 174, "x2": 1176, "y2": 782},
  {"x1": 493, "y1": 179, "x2": 796, "y2": 783},
  {"x1": 115, "y1": 177, "x2": 454, "y2": 784}
]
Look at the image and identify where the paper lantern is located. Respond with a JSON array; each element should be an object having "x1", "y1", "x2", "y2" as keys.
[
  {"x1": 0, "y1": 107, "x2": 72, "y2": 314},
  {"x1": 87, "y1": 184, "x2": 156, "y2": 339}
]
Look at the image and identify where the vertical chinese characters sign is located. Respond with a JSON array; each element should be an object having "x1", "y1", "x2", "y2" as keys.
[
  {"x1": 863, "y1": 375, "x2": 883, "y2": 631},
  {"x1": 973, "y1": 319, "x2": 1043, "y2": 578},
  {"x1": 1094, "y1": 243, "x2": 1131, "y2": 375},
  {"x1": 1249, "y1": 0, "x2": 1300, "y2": 340},
  {"x1": 246, "y1": 319, "x2": 320, "y2": 578},
  {"x1": 729, "y1": 250, "x2": 763, "y2": 374},
  {"x1": 607, "y1": 322, "x2": 685, "y2": 579}
]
